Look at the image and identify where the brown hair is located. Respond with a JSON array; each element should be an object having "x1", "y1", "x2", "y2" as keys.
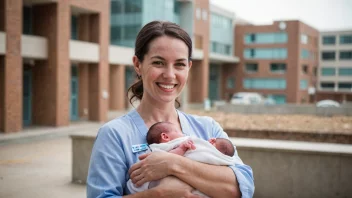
[
  {"x1": 127, "y1": 21, "x2": 192, "y2": 107},
  {"x1": 146, "y1": 121, "x2": 173, "y2": 144},
  {"x1": 216, "y1": 138, "x2": 235, "y2": 157}
]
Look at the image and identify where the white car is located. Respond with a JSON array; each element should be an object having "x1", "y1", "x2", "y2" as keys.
[
  {"x1": 230, "y1": 92, "x2": 263, "y2": 105},
  {"x1": 316, "y1": 100, "x2": 340, "y2": 107}
]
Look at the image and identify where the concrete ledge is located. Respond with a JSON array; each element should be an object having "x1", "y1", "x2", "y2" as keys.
[
  {"x1": 226, "y1": 128, "x2": 352, "y2": 144},
  {"x1": 231, "y1": 138, "x2": 352, "y2": 198}
]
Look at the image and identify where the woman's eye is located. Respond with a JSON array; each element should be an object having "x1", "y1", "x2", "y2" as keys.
[
  {"x1": 175, "y1": 63, "x2": 186, "y2": 67},
  {"x1": 152, "y1": 61, "x2": 164, "y2": 66}
]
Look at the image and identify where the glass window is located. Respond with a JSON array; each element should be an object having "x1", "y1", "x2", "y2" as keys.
[
  {"x1": 322, "y1": 36, "x2": 336, "y2": 45},
  {"x1": 270, "y1": 63, "x2": 286, "y2": 73},
  {"x1": 124, "y1": 25, "x2": 140, "y2": 40},
  {"x1": 111, "y1": 0, "x2": 123, "y2": 14},
  {"x1": 125, "y1": 0, "x2": 142, "y2": 13},
  {"x1": 301, "y1": 49, "x2": 310, "y2": 59},
  {"x1": 321, "y1": 51, "x2": 335, "y2": 60},
  {"x1": 302, "y1": 65, "x2": 308, "y2": 74},
  {"x1": 339, "y1": 68, "x2": 352, "y2": 76},
  {"x1": 244, "y1": 32, "x2": 288, "y2": 44},
  {"x1": 71, "y1": 15, "x2": 78, "y2": 40},
  {"x1": 301, "y1": 34, "x2": 308, "y2": 44},
  {"x1": 243, "y1": 78, "x2": 286, "y2": 90},
  {"x1": 321, "y1": 68, "x2": 336, "y2": 76},
  {"x1": 338, "y1": 83, "x2": 352, "y2": 89},
  {"x1": 110, "y1": 26, "x2": 121, "y2": 44},
  {"x1": 196, "y1": 8, "x2": 201, "y2": 20},
  {"x1": 227, "y1": 77, "x2": 235, "y2": 89},
  {"x1": 244, "y1": 48, "x2": 287, "y2": 59},
  {"x1": 300, "y1": 79, "x2": 308, "y2": 90},
  {"x1": 321, "y1": 82, "x2": 335, "y2": 89},
  {"x1": 23, "y1": 6, "x2": 33, "y2": 35},
  {"x1": 202, "y1": 10, "x2": 208, "y2": 21},
  {"x1": 340, "y1": 35, "x2": 352, "y2": 44},
  {"x1": 271, "y1": 95, "x2": 286, "y2": 104},
  {"x1": 339, "y1": 51, "x2": 352, "y2": 60},
  {"x1": 245, "y1": 63, "x2": 258, "y2": 73}
]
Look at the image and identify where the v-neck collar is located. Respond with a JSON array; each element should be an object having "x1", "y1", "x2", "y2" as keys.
[{"x1": 129, "y1": 108, "x2": 190, "y2": 137}]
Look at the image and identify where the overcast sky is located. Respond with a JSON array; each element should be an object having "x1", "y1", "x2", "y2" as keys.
[{"x1": 210, "y1": 0, "x2": 352, "y2": 31}]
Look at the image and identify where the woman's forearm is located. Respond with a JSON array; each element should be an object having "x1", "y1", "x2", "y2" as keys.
[{"x1": 170, "y1": 155, "x2": 241, "y2": 198}]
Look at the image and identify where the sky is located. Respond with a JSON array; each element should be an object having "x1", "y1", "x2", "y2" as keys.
[{"x1": 210, "y1": 0, "x2": 352, "y2": 31}]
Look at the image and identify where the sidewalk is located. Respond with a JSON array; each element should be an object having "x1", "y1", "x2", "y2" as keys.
[{"x1": 0, "y1": 111, "x2": 126, "y2": 146}]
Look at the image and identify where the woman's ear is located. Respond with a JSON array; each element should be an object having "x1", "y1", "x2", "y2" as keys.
[
  {"x1": 133, "y1": 55, "x2": 141, "y2": 76},
  {"x1": 189, "y1": 60, "x2": 192, "y2": 69}
]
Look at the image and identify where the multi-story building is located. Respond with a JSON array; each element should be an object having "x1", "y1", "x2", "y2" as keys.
[
  {"x1": 0, "y1": 0, "x2": 237, "y2": 133},
  {"x1": 316, "y1": 30, "x2": 352, "y2": 102},
  {"x1": 234, "y1": 20, "x2": 319, "y2": 104}
]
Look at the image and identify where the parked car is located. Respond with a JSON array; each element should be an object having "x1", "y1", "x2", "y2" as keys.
[
  {"x1": 316, "y1": 100, "x2": 340, "y2": 107},
  {"x1": 230, "y1": 92, "x2": 263, "y2": 105}
]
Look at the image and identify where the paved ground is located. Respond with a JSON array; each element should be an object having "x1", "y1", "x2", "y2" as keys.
[{"x1": 0, "y1": 137, "x2": 86, "y2": 198}]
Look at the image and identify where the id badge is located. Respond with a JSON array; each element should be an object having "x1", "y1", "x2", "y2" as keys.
[{"x1": 131, "y1": 143, "x2": 150, "y2": 153}]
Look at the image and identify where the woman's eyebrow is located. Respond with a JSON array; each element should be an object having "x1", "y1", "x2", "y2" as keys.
[
  {"x1": 175, "y1": 58, "x2": 187, "y2": 62},
  {"x1": 151, "y1": 56, "x2": 165, "y2": 60}
]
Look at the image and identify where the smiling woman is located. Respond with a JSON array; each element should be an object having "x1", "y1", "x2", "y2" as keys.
[{"x1": 87, "y1": 21, "x2": 254, "y2": 198}]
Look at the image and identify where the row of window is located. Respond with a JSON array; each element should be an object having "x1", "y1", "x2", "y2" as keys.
[
  {"x1": 245, "y1": 63, "x2": 287, "y2": 73},
  {"x1": 321, "y1": 51, "x2": 352, "y2": 60},
  {"x1": 321, "y1": 68, "x2": 352, "y2": 76},
  {"x1": 322, "y1": 35, "x2": 352, "y2": 45},
  {"x1": 244, "y1": 33, "x2": 288, "y2": 44},
  {"x1": 243, "y1": 78, "x2": 287, "y2": 90},
  {"x1": 111, "y1": 0, "x2": 142, "y2": 14},
  {"x1": 210, "y1": 42, "x2": 232, "y2": 55},
  {"x1": 321, "y1": 82, "x2": 352, "y2": 89},
  {"x1": 244, "y1": 48, "x2": 287, "y2": 59},
  {"x1": 196, "y1": 7, "x2": 208, "y2": 21},
  {"x1": 211, "y1": 13, "x2": 232, "y2": 29}
]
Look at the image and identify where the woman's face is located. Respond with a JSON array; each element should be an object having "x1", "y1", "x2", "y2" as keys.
[{"x1": 133, "y1": 36, "x2": 192, "y2": 104}]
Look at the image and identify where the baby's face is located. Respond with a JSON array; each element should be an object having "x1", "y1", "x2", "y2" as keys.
[{"x1": 160, "y1": 123, "x2": 183, "y2": 143}]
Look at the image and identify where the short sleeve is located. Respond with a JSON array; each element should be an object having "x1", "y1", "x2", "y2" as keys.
[{"x1": 87, "y1": 125, "x2": 128, "y2": 198}]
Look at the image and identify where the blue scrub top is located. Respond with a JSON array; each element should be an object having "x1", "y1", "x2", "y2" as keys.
[{"x1": 87, "y1": 109, "x2": 254, "y2": 198}]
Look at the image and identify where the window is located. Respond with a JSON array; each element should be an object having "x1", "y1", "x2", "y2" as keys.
[
  {"x1": 321, "y1": 68, "x2": 336, "y2": 76},
  {"x1": 302, "y1": 65, "x2": 308, "y2": 74},
  {"x1": 322, "y1": 36, "x2": 336, "y2": 45},
  {"x1": 196, "y1": 8, "x2": 201, "y2": 19},
  {"x1": 202, "y1": 10, "x2": 208, "y2": 21},
  {"x1": 71, "y1": 15, "x2": 78, "y2": 40},
  {"x1": 245, "y1": 63, "x2": 258, "y2": 73},
  {"x1": 339, "y1": 68, "x2": 352, "y2": 76},
  {"x1": 244, "y1": 48, "x2": 287, "y2": 59},
  {"x1": 270, "y1": 95, "x2": 286, "y2": 104},
  {"x1": 338, "y1": 83, "x2": 352, "y2": 90},
  {"x1": 270, "y1": 63, "x2": 286, "y2": 73},
  {"x1": 301, "y1": 49, "x2": 310, "y2": 59},
  {"x1": 301, "y1": 34, "x2": 308, "y2": 44},
  {"x1": 227, "y1": 77, "x2": 235, "y2": 89},
  {"x1": 321, "y1": 82, "x2": 335, "y2": 89},
  {"x1": 314, "y1": 67, "x2": 317, "y2": 76},
  {"x1": 23, "y1": 6, "x2": 33, "y2": 34},
  {"x1": 210, "y1": 41, "x2": 231, "y2": 55},
  {"x1": 244, "y1": 32, "x2": 288, "y2": 44},
  {"x1": 339, "y1": 51, "x2": 352, "y2": 60},
  {"x1": 243, "y1": 78, "x2": 286, "y2": 90},
  {"x1": 340, "y1": 35, "x2": 352, "y2": 44},
  {"x1": 300, "y1": 80, "x2": 308, "y2": 90},
  {"x1": 125, "y1": 0, "x2": 142, "y2": 13},
  {"x1": 124, "y1": 25, "x2": 140, "y2": 40},
  {"x1": 111, "y1": 0, "x2": 123, "y2": 14},
  {"x1": 321, "y1": 51, "x2": 335, "y2": 60}
]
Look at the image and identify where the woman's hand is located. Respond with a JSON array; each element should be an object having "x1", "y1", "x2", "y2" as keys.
[{"x1": 128, "y1": 152, "x2": 176, "y2": 187}]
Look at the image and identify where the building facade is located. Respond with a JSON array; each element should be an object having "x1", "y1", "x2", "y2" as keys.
[
  {"x1": 234, "y1": 21, "x2": 319, "y2": 104},
  {"x1": 1, "y1": 0, "x2": 238, "y2": 133},
  {"x1": 316, "y1": 30, "x2": 352, "y2": 102}
]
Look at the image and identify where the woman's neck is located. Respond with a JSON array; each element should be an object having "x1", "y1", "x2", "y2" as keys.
[{"x1": 137, "y1": 98, "x2": 178, "y2": 127}]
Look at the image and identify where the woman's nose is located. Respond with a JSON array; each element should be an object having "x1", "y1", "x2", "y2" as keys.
[{"x1": 163, "y1": 66, "x2": 176, "y2": 79}]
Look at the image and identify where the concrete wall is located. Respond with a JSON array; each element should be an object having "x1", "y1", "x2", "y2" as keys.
[
  {"x1": 71, "y1": 134, "x2": 352, "y2": 198},
  {"x1": 217, "y1": 104, "x2": 352, "y2": 116},
  {"x1": 233, "y1": 138, "x2": 352, "y2": 198}
]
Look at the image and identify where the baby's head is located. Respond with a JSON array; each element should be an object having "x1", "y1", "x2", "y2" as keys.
[
  {"x1": 209, "y1": 138, "x2": 235, "y2": 157},
  {"x1": 147, "y1": 121, "x2": 183, "y2": 144}
]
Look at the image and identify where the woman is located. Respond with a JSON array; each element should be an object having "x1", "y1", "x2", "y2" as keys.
[{"x1": 87, "y1": 21, "x2": 254, "y2": 198}]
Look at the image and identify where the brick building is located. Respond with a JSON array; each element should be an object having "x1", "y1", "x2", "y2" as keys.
[
  {"x1": 233, "y1": 21, "x2": 319, "y2": 104},
  {"x1": 0, "y1": 0, "x2": 238, "y2": 133}
]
